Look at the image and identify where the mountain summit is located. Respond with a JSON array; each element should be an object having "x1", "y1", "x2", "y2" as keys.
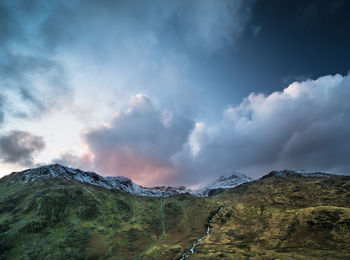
[
  {"x1": 3, "y1": 164, "x2": 187, "y2": 197},
  {"x1": 194, "y1": 172, "x2": 252, "y2": 197}
]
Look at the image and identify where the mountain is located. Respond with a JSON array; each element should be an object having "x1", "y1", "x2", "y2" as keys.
[
  {"x1": 3, "y1": 164, "x2": 190, "y2": 197},
  {"x1": 1, "y1": 166, "x2": 350, "y2": 259},
  {"x1": 260, "y1": 169, "x2": 334, "y2": 179},
  {"x1": 0, "y1": 165, "x2": 219, "y2": 259},
  {"x1": 194, "y1": 170, "x2": 350, "y2": 259},
  {"x1": 3, "y1": 164, "x2": 251, "y2": 198},
  {"x1": 194, "y1": 172, "x2": 252, "y2": 197}
]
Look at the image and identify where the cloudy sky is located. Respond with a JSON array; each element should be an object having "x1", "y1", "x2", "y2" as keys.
[{"x1": 1, "y1": 0, "x2": 350, "y2": 187}]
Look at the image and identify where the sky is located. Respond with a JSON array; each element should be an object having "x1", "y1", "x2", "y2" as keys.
[{"x1": 0, "y1": 0, "x2": 350, "y2": 187}]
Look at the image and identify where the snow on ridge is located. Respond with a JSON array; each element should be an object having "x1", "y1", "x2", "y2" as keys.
[
  {"x1": 194, "y1": 172, "x2": 252, "y2": 197},
  {"x1": 10, "y1": 164, "x2": 253, "y2": 197},
  {"x1": 10, "y1": 164, "x2": 188, "y2": 197}
]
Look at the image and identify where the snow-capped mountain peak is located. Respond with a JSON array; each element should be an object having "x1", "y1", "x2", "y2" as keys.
[
  {"x1": 7, "y1": 164, "x2": 190, "y2": 197},
  {"x1": 194, "y1": 172, "x2": 252, "y2": 197}
]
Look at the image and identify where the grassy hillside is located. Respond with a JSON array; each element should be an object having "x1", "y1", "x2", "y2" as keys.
[
  {"x1": 1, "y1": 172, "x2": 350, "y2": 259},
  {"x1": 193, "y1": 173, "x2": 350, "y2": 259},
  {"x1": 0, "y1": 178, "x2": 219, "y2": 259}
]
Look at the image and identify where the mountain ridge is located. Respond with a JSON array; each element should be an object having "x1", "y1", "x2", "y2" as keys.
[
  {"x1": 260, "y1": 169, "x2": 337, "y2": 179},
  {"x1": 2, "y1": 163, "x2": 252, "y2": 198},
  {"x1": 2, "y1": 164, "x2": 344, "y2": 198}
]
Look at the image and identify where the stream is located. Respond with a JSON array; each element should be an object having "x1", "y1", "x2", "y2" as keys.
[
  {"x1": 179, "y1": 204, "x2": 225, "y2": 259},
  {"x1": 160, "y1": 198, "x2": 166, "y2": 236}
]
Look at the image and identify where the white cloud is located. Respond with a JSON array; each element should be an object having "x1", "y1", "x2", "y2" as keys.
[
  {"x1": 55, "y1": 74, "x2": 350, "y2": 186},
  {"x1": 193, "y1": 73, "x2": 350, "y2": 178},
  {"x1": 80, "y1": 94, "x2": 194, "y2": 186}
]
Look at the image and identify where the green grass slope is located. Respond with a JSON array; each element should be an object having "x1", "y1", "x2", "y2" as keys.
[
  {"x1": 2, "y1": 171, "x2": 350, "y2": 259},
  {"x1": 0, "y1": 177, "x2": 218, "y2": 260}
]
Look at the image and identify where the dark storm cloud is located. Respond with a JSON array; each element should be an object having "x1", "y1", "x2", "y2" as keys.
[
  {"x1": 0, "y1": 2, "x2": 19, "y2": 46},
  {"x1": 0, "y1": 96, "x2": 5, "y2": 125},
  {"x1": 0, "y1": 1, "x2": 70, "y2": 121},
  {"x1": 0, "y1": 0, "x2": 254, "y2": 126},
  {"x1": 302, "y1": 0, "x2": 348, "y2": 23},
  {"x1": 238, "y1": 0, "x2": 350, "y2": 101},
  {"x1": 38, "y1": 0, "x2": 253, "y2": 52},
  {"x1": 0, "y1": 53, "x2": 69, "y2": 116},
  {"x1": 0, "y1": 130, "x2": 45, "y2": 167}
]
